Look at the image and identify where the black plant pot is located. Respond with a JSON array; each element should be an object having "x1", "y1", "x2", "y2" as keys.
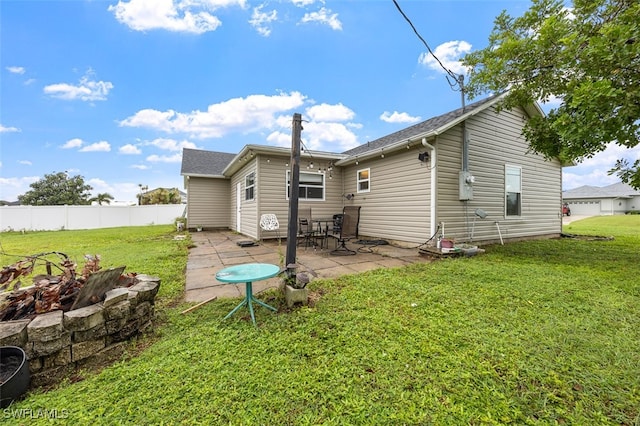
[{"x1": 0, "y1": 346, "x2": 30, "y2": 408}]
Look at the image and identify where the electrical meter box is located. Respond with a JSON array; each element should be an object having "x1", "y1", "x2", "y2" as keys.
[{"x1": 459, "y1": 171, "x2": 475, "y2": 201}]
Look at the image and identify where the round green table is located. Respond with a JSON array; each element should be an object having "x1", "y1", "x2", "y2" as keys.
[{"x1": 215, "y1": 263, "x2": 280, "y2": 326}]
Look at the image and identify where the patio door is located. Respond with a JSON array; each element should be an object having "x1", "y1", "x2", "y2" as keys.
[{"x1": 236, "y1": 182, "x2": 242, "y2": 232}]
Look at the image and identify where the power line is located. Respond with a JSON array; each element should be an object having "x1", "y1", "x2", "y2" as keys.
[{"x1": 392, "y1": 0, "x2": 464, "y2": 93}]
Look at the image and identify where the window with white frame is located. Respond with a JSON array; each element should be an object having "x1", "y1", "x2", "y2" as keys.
[
  {"x1": 245, "y1": 172, "x2": 255, "y2": 201},
  {"x1": 505, "y1": 165, "x2": 521, "y2": 216},
  {"x1": 357, "y1": 168, "x2": 370, "y2": 193},
  {"x1": 286, "y1": 171, "x2": 325, "y2": 200}
]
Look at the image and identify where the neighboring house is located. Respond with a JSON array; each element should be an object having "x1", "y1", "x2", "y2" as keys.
[
  {"x1": 562, "y1": 182, "x2": 640, "y2": 216},
  {"x1": 180, "y1": 94, "x2": 564, "y2": 246}
]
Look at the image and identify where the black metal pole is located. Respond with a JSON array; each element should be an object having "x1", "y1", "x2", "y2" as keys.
[{"x1": 285, "y1": 113, "x2": 302, "y2": 278}]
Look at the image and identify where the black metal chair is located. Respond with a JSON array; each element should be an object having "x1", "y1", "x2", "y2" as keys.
[
  {"x1": 297, "y1": 207, "x2": 316, "y2": 249},
  {"x1": 329, "y1": 206, "x2": 360, "y2": 255}
]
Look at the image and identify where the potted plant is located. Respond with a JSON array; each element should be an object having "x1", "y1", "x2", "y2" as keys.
[
  {"x1": 283, "y1": 266, "x2": 309, "y2": 308},
  {"x1": 174, "y1": 217, "x2": 186, "y2": 232}
]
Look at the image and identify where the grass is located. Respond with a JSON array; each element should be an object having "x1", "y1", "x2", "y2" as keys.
[{"x1": 1, "y1": 218, "x2": 639, "y2": 425}]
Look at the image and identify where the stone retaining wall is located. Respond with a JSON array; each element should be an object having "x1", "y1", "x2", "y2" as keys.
[{"x1": 0, "y1": 275, "x2": 160, "y2": 388}]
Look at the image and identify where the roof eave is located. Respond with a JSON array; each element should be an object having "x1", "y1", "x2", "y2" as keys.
[
  {"x1": 222, "y1": 144, "x2": 346, "y2": 176},
  {"x1": 181, "y1": 172, "x2": 228, "y2": 179}
]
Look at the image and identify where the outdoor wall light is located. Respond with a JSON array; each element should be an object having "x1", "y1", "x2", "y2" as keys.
[{"x1": 418, "y1": 152, "x2": 429, "y2": 162}]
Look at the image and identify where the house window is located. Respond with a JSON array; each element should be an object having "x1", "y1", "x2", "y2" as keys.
[
  {"x1": 245, "y1": 172, "x2": 255, "y2": 201},
  {"x1": 505, "y1": 165, "x2": 521, "y2": 216},
  {"x1": 286, "y1": 171, "x2": 325, "y2": 200},
  {"x1": 357, "y1": 168, "x2": 370, "y2": 193}
]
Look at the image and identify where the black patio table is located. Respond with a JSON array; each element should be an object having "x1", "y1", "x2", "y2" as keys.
[{"x1": 313, "y1": 218, "x2": 336, "y2": 249}]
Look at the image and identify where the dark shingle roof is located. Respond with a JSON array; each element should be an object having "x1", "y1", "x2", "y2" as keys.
[
  {"x1": 181, "y1": 148, "x2": 236, "y2": 177},
  {"x1": 342, "y1": 95, "x2": 500, "y2": 157}
]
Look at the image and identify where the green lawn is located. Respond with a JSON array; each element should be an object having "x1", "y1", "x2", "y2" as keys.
[{"x1": 1, "y1": 218, "x2": 639, "y2": 425}]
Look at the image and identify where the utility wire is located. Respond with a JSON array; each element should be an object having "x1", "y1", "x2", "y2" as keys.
[{"x1": 392, "y1": 0, "x2": 464, "y2": 92}]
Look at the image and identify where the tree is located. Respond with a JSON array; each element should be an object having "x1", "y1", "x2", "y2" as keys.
[
  {"x1": 463, "y1": 0, "x2": 640, "y2": 188},
  {"x1": 89, "y1": 193, "x2": 115, "y2": 205},
  {"x1": 139, "y1": 187, "x2": 182, "y2": 205},
  {"x1": 18, "y1": 172, "x2": 94, "y2": 206}
]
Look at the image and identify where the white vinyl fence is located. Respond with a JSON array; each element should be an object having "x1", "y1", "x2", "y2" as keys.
[{"x1": 0, "y1": 204, "x2": 186, "y2": 232}]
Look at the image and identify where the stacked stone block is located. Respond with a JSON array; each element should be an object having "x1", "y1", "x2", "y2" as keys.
[{"x1": 0, "y1": 276, "x2": 160, "y2": 388}]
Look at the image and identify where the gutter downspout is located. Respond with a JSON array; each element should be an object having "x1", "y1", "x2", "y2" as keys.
[{"x1": 422, "y1": 137, "x2": 437, "y2": 238}]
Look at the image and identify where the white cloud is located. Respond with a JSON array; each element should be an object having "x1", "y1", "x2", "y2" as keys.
[
  {"x1": 291, "y1": 0, "x2": 317, "y2": 6},
  {"x1": 119, "y1": 91, "x2": 307, "y2": 138},
  {"x1": 250, "y1": 5, "x2": 277, "y2": 37},
  {"x1": 108, "y1": 0, "x2": 247, "y2": 34},
  {"x1": 380, "y1": 111, "x2": 421, "y2": 124},
  {"x1": 0, "y1": 176, "x2": 40, "y2": 201},
  {"x1": 87, "y1": 178, "x2": 111, "y2": 192},
  {"x1": 147, "y1": 153, "x2": 183, "y2": 163},
  {"x1": 44, "y1": 70, "x2": 114, "y2": 101},
  {"x1": 562, "y1": 143, "x2": 640, "y2": 190},
  {"x1": 305, "y1": 103, "x2": 354, "y2": 122},
  {"x1": 61, "y1": 138, "x2": 84, "y2": 149},
  {"x1": 419, "y1": 40, "x2": 472, "y2": 76},
  {"x1": 300, "y1": 7, "x2": 342, "y2": 30},
  {"x1": 300, "y1": 121, "x2": 358, "y2": 151},
  {"x1": 266, "y1": 130, "x2": 291, "y2": 147},
  {"x1": 79, "y1": 141, "x2": 111, "y2": 152},
  {"x1": 18, "y1": 160, "x2": 32, "y2": 166},
  {"x1": 131, "y1": 164, "x2": 151, "y2": 170},
  {"x1": 119, "y1": 144, "x2": 142, "y2": 154},
  {"x1": 0, "y1": 124, "x2": 20, "y2": 133},
  {"x1": 266, "y1": 103, "x2": 361, "y2": 151},
  {"x1": 6, "y1": 66, "x2": 25, "y2": 74},
  {"x1": 147, "y1": 138, "x2": 197, "y2": 151}
]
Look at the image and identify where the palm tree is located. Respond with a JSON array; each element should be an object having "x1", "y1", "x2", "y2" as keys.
[{"x1": 90, "y1": 193, "x2": 114, "y2": 205}]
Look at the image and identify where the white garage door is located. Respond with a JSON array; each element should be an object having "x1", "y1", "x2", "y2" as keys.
[{"x1": 566, "y1": 200, "x2": 600, "y2": 215}]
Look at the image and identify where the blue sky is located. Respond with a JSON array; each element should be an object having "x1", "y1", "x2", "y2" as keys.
[{"x1": 1, "y1": 0, "x2": 638, "y2": 203}]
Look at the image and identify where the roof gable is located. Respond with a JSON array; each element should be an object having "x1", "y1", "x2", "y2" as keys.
[{"x1": 181, "y1": 148, "x2": 236, "y2": 177}]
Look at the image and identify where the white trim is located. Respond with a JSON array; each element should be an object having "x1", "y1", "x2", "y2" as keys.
[
  {"x1": 244, "y1": 172, "x2": 255, "y2": 201},
  {"x1": 286, "y1": 170, "x2": 326, "y2": 201},
  {"x1": 357, "y1": 168, "x2": 371, "y2": 193},
  {"x1": 505, "y1": 164, "x2": 522, "y2": 217}
]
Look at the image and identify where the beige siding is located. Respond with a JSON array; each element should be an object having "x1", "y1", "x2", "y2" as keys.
[
  {"x1": 436, "y1": 105, "x2": 562, "y2": 244},
  {"x1": 230, "y1": 160, "x2": 258, "y2": 237},
  {"x1": 186, "y1": 177, "x2": 230, "y2": 229},
  {"x1": 342, "y1": 148, "x2": 431, "y2": 244},
  {"x1": 230, "y1": 155, "x2": 345, "y2": 240},
  {"x1": 256, "y1": 156, "x2": 291, "y2": 239}
]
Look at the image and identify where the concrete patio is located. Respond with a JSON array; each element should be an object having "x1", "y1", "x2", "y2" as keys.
[{"x1": 185, "y1": 231, "x2": 434, "y2": 302}]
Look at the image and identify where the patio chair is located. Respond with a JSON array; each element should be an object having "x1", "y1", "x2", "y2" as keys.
[
  {"x1": 297, "y1": 207, "x2": 316, "y2": 249},
  {"x1": 259, "y1": 214, "x2": 280, "y2": 242},
  {"x1": 329, "y1": 206, "x2": 360, "y2": 255}
]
